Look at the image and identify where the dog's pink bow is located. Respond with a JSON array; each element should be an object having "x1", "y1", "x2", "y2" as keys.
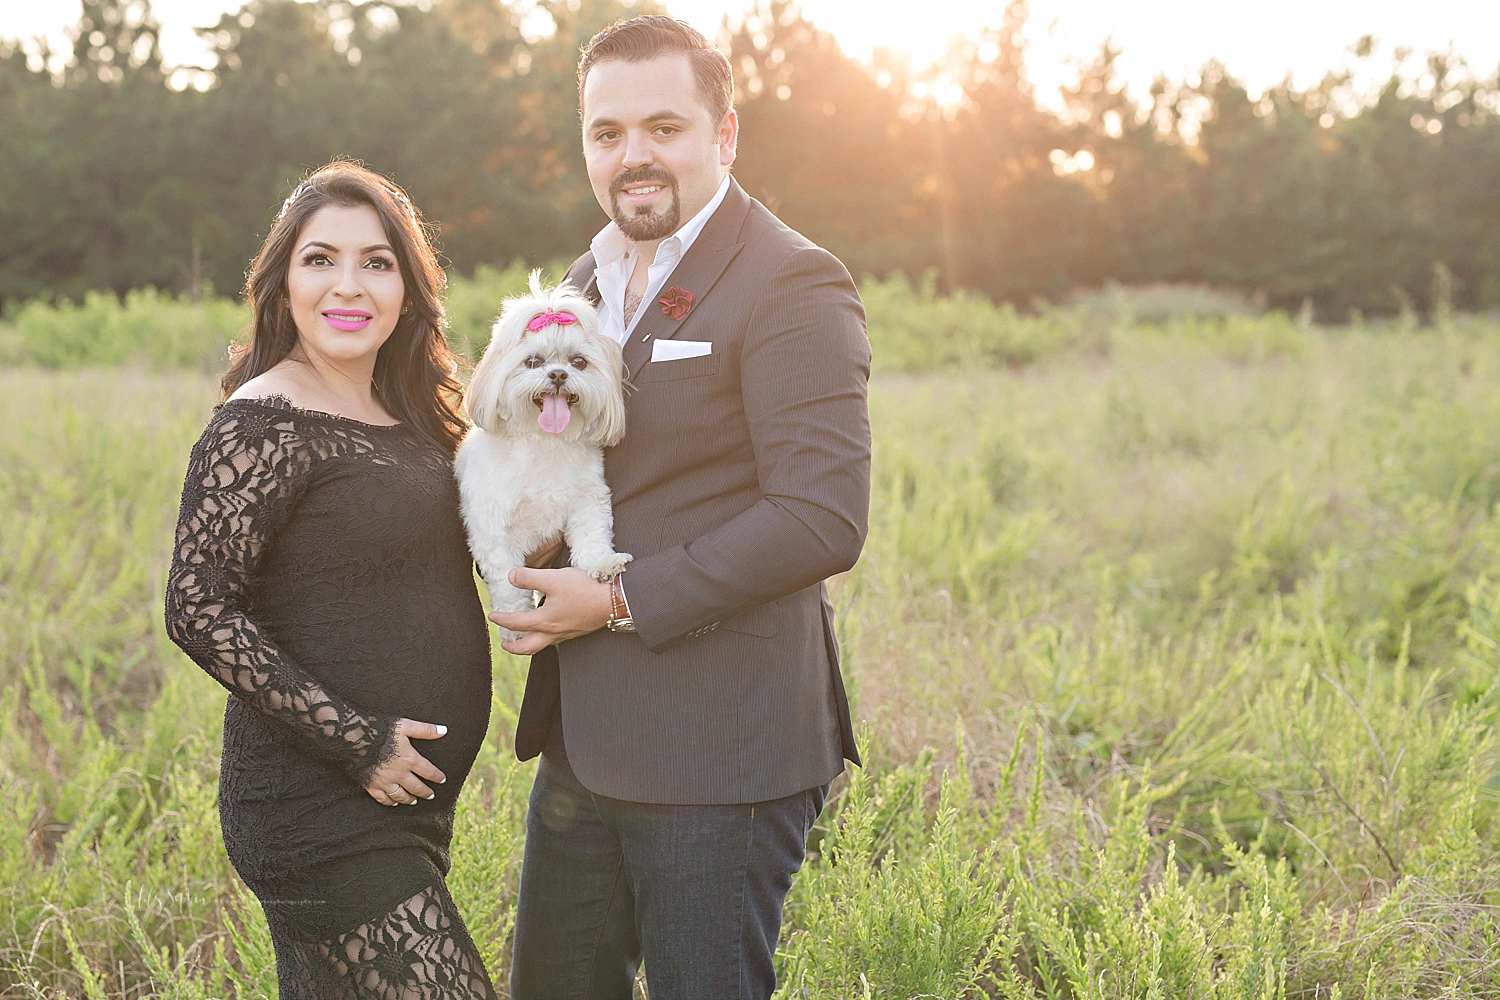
[{"x1": 526, "y1": 308, "x2": 579, "y2": 333}]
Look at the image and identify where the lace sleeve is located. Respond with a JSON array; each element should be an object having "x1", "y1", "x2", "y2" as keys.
[{"x1": 164, "y1": 406, "x2": 396, "y2": 784}]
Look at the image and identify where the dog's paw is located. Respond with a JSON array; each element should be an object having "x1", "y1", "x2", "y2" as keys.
[
  {"x1": 582, "y1": 551, "x2": 633, "y2": 583},
  {"x1": 493, "y1": 625, "x2": 524, "y2": 643}
]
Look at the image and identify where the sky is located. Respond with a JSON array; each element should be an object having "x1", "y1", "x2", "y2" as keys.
[{"x1": 4, "y1": 0, "x2": 1499, "y2": 102}]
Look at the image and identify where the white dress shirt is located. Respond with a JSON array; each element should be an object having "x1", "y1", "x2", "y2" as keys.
[{"x1": 590, "y1": 175, "x2": 732, "y2": 348}]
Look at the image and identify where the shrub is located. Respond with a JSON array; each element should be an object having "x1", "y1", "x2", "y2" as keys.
[
  {"x1": 862, "y1": 270, "x2": 1090, "y2": 372},
  {"x1": 0, "y1": 288, "x2": 245, "y2": 369},
  {"x1": 1069, "y1": 282, "x2": 1261, "y2": 324}
]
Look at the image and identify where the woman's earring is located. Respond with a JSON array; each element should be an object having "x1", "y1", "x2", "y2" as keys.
[{"x1": 401, "y1": 302, "x2": 412, "y2": 315}]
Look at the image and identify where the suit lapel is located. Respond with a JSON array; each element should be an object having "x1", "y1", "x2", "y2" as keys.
[
  {"x1": 579, "y1": 270, "x2": 601, "y2": 307},
  {"x1": 621, "y1": 181, "x2": 751, "y2": 380},
  {"x1": 564, "y1": 253, "x2": 601, "y2": 306}
]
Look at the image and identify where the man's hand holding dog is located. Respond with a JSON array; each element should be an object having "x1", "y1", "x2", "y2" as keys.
[{"x1": 488, "y1": 566, "x2": 613, "y2": 654}]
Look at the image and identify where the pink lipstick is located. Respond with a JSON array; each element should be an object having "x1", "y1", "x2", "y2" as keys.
[{"x1": 323, "y1": 310, "x2": 373, "y2": 332}]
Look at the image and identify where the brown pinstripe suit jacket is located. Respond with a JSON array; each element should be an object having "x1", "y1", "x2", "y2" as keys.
[{"x1": 514, "y1": 179, "x2": 870, "y2": 805}]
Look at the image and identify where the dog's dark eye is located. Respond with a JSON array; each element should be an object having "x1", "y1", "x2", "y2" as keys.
[
  {"x1": 524, "y1": 355, "x2": 544, "y2": 369},
  {"x1": 571, "y1": 355, "x2": 589, "y2": 370}
]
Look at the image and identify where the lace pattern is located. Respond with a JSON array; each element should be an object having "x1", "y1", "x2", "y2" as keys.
[
  {"x1": 165, "y1": 397, "x2": 399, "y2": 780},
  {"x1": 273, "y1": 883, "x2": 498, "y2": 1000},
  {"x1": 166, "y1": 395, "x2": 496, "y2": 996}
]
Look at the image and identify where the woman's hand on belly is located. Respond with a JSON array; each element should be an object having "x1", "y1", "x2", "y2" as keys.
[{"x1": 361, "y1": 718, "x2": 448, "y2": 807}]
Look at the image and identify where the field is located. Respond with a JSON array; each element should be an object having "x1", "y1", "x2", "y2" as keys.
[{"x1": 4, "y1": 281, "x2": 1500, "y2": 998}]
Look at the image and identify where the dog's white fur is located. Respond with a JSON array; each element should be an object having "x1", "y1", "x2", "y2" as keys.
[{"x1": 455, "y1": 272, "x2": 630, "y2": 638}]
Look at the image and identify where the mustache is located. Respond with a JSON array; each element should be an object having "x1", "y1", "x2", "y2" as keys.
[{"x1": 609, "y1": 165, "x2": 677, "y2": 197}]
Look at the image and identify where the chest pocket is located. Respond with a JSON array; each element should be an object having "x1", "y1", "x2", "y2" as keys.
[{"x1": 635, "y1": 350, "x2": 721, "y2": 383}]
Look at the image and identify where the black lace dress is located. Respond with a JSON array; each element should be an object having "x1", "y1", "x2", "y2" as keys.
[{"x1": 165, "y1": 396, "x2": 497, "y2": 999}]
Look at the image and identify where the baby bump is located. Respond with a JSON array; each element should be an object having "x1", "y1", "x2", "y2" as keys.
[
  {"x1": 218, "y1": 709, "x2": 474, "y2": 884},
  {"x1": 263, "y1": 610, "x2": 492, "y2": 759}
]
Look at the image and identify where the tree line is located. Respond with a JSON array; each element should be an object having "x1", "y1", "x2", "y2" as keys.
[{"x1": 4, "y1": 0, "x2": 1499, "y2": 318}]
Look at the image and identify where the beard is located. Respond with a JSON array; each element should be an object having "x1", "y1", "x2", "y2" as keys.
[{"x1": 609, "y1": 165, "x2": 681, "y2": 242}]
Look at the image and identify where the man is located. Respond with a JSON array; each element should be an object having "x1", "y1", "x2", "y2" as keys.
[{"x1": 488, "y1": 15, "x2": 870, "y2": 999}]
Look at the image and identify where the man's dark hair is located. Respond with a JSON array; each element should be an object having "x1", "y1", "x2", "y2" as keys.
[{"x1": 578, "y1": 15, "x2": 734, "y2": 126}]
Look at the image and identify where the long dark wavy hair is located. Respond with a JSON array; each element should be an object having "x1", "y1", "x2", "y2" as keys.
[{"x1": 224, "y1": 160, "x2": 466, "y2": 453}]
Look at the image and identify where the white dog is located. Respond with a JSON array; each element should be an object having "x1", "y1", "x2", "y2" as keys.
[{"x1": 455, "y1": 272, "x2": 630, "y2": 638}]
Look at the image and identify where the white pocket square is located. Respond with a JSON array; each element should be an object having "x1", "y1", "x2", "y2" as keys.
[{"x1": 651, "y1": 339, "x2": 712, "y2": 362}]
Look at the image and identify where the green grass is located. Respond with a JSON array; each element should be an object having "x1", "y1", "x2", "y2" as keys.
[
  {"x1": 2, "y1": 265, "x2": 1135, "y2": 375},
  {"x1": 4, "y1": 308, "x2": 1500, "y2": 996}
]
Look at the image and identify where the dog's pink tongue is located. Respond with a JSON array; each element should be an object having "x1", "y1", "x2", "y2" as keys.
[{"x1": 538, "y1": 393, "x2": 571, "y2": 434}]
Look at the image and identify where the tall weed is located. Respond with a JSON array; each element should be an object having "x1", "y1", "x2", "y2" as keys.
[{"x1": 6, "y1": 314, "x2": 1500, "y2": 994}]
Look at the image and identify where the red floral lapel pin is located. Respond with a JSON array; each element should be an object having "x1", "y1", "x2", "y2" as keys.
[{"x1": 659, "y1": 286, "x2": 694, "y2": 321}]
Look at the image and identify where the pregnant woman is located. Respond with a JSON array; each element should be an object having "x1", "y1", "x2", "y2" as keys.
[{"x1": 165, "y1": 161, "x2": 496, "y2": 997}]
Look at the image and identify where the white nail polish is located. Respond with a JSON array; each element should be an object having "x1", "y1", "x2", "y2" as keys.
[{"x1": 437, "y1": 725, "x2": 448, "y2": 736}]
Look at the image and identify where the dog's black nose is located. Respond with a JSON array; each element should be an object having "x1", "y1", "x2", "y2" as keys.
[{"x1": 548, "y1": 369, "x2": 569, "y2": 387}]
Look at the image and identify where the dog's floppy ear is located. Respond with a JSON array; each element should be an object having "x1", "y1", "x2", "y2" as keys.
[
  {"x1": 589, "y1": 339, "x2": 627, "y2": 447},
  {"x1": 590, "y1": 382, "x2": 626, "y2": 447},
  {"x1": 465, "y1": 316, "x2": 513, "y2": 431}
]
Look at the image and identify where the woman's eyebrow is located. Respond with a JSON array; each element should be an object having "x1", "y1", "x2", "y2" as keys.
[{"x1": 297, "y1": 240, "x2": 395, "y2": 254}]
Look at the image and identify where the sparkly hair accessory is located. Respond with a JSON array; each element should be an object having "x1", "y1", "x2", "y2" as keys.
[
  {"x1": 526, "y1": 308, "x2": 579, "y2": 333},
  {"x1": 276, "y1": 181, "x2": 312, "y2": 221},
  {"x1": 275, "y1": 176, "x2": 418, "y2": 222}
]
